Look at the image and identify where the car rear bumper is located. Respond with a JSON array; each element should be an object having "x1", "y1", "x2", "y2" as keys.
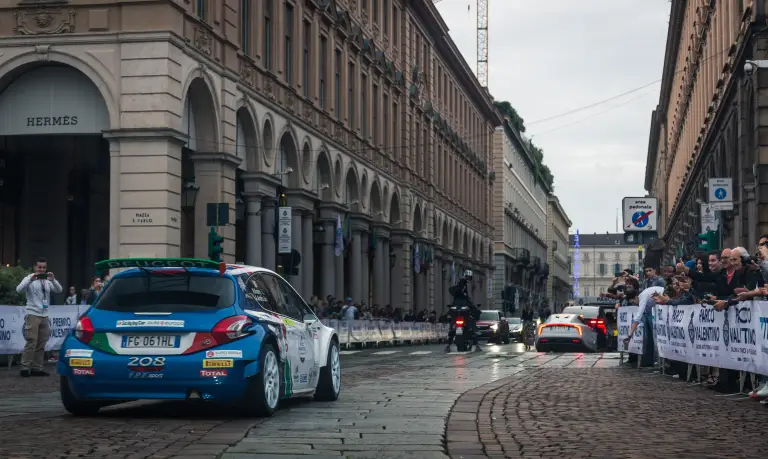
[
  {"x1": 535, "y1": 337, "x2": 592, "y2": 352},
  {"x1": 476, "y1": 328, "x2": 502, "y2": 340},
  {"x1": 57, "y1": 341, "x2": 259, "y2": 403}
]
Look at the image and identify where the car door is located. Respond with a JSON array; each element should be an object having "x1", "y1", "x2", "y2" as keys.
[{"x1": 260, "y1": 273, "x2": 316, "y2": 392}]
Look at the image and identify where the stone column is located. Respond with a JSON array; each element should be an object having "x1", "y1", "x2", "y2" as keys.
[
  {"x1": 302, "y1": 214, "x2": 314, "y2": 298},
  {"x1": 335, "y1": 247, "x2": 345, "y2": 300},
  {"x1": 373, "y1": 235, "x2": 385, "y2": 305},
  {"x1": 190, "y1": 152, "x2": 241, "y2": 261},
  {"x1": 434, "y1": 250, "x2": 443, "y2": 313},
  {"x1": 290, "y1": 210, "x2": 304, "y2": 294},
  {"x1": 350, "y1": 229, "x2": 362, "y2": 302},
  {"x1": 382, "y1": 239, "x2": 391, "y2": 306},
  {"x1": 321, "y1": 220, "x2": 335, "y2": 298},
  {"x1": 391, "y1": 230, "x2": 413, "y2": 310},
  {"x1": 261, "y1": 198, "x2": 277, "y2": 271},
  {"x1": 361, "y1": 232, "x2": 370, "y2": 304},
  {"x1": 244, "y1": 195, "x2": 262, "y2": 266},
  {"x1": 102, "y1": 129, "x2": 186, "y2": 259},
  {"x1": 390, "y1": 241, "x2": 403, "y2": 307}
]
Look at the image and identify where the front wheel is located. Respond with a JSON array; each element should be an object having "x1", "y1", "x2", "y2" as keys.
[
  {"x1": 240, "y1": 343, "x2": 281, "y2": 417},
  {"x1": 314, "y1": 340, "x2": 341, "y2": 401},
  {"x1": 60, "y1": 377, "x2": 102, "y2": 416}
]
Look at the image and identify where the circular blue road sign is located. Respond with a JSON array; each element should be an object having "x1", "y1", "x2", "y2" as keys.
[
  {"x1": 714, "y1": 187, "x2": 727, "y2": 200},
  {"x1": 631, "y1": 211, "x2": 649, "y2": 228}
]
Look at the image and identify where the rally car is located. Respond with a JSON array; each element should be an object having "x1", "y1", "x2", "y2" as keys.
[
  {"x1": 535, "y1": 313, "x2": 599, "y2": 352},
  {"x1": 57, "y1": 258, "x2": 341, "y2": 417}
]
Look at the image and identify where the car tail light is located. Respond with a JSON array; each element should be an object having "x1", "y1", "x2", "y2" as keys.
[
  {"x1": 212, "y1": 315, "x2": 253, "y2": 343},
  {"x1": 588, "y1": 319, "x2": 607, "y2": 334},
  {"x1": 75, "y1": 316, "x2": 94, "y2": 343},
  {"x1": 455, "y1": 319, "x2": 464, "y2": 326},
  {"x1": 183, "y1": 315, "x2": 253, "y2": 355}
]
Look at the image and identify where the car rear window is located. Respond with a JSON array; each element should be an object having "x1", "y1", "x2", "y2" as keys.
[
  {"x1": 479, "y1": 311, "x2": 499, "y2": 321},
  {"x1": 547, "y1": 314, "x2": 577, "y2": 323},
  {"x1": 508, "y1": 317, "x2": 521, "y2": 324},
  {"x1": 562, "y1": 306, "x2": 600, "y2": 318},
  {"x1": 94, "y1": 273, "x2": 236, "y2": 312}
]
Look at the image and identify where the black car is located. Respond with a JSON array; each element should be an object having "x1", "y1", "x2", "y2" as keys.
[{"x1": 561, "y1": 304, "x2": 617, "y2": 349}]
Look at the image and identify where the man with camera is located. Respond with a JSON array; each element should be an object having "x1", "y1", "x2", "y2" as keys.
[{"x1": 15, "y1": 257, "x2": 62, "y2": 377}]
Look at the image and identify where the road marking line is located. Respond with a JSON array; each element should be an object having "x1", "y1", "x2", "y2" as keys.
[
  {"x1": 409, "y1": 351, "x2": 433, "y2": 355},
  {"x1": 373, "y1": 350, "x2": 399, "y2": 355},
  {"x1": 339, "y1": 351, "x2": 361, "y2": 355}
]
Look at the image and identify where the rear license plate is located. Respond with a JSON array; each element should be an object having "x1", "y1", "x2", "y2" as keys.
[
  {"x1": 548, "y1": 327, "x2": 572, "y2": 334},
  {"x1": 455, "y1": 328, "x2": 464, "y2": 336},
  {"x1": 122, "y1": 335, "x2": 180, "y2": 349}
]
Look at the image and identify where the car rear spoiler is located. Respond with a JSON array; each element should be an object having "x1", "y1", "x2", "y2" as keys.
[{"x1": 95, "y1": 258, "x2": 226, "y2": 275}]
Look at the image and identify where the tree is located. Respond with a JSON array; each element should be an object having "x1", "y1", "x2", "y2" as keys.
[{"x1": 494, "y1": 100, "x2": 555, "y2": 190}]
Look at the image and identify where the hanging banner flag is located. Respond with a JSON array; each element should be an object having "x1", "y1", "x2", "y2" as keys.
[{"x1": 278, "y1": 207, "x2": 292, "y2": 254}]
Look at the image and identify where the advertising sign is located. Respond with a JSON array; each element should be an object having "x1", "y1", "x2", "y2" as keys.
[
  {"x1": 707, "y1": 177, "x2": 733, "y2": 211},
  {"x1": 278, "y1": 207, "x2": 292, "y2": 254}
]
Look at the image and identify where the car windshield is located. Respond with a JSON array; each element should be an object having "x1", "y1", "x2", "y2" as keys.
[
  {"x1": 479, "y1": 311, "x2": 499, "y2": 321},
  {"x1": 508, "y1": 317, "x2": 522, "y2": 324},
  {"x1": 562, "y1": 306, "x2": 600, "y2": 318},
  {"x1": 94, "y1": 272, "x2": 236, "y2": 312},
  {"x1": 547, "y1": 314, "x2": 577, "y2": 323}
]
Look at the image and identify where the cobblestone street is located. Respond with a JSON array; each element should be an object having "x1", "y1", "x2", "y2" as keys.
[{"x1": 2, "y1": 347, "x2": 767, "y2": 458}]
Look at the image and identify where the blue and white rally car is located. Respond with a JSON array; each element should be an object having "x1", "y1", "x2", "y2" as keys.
[{"x1": 58, "y1": 258, "x2": 341, "y2": 416}]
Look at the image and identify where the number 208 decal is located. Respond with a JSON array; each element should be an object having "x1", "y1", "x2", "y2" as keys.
[{"x1": 128, "y1": 356, "x2": 166, "y2": 368}]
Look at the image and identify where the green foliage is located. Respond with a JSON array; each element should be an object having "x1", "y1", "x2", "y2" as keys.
[
  {"x1": 495, "y1": 100, "x2": 555, "y2": 190},
  {"x1": 0, "y1": 265, "x2": 30, "y2": 306}
]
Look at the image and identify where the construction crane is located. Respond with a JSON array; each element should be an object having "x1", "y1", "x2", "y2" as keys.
[{"x1": 432, "y1": 0, "x2": 489, "y2": 88}]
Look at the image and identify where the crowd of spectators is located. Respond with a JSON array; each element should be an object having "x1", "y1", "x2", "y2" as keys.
[
  {"x1": 308, "y1": 295, "x2": 445, "y2": 323},
  {"x1": 601, "y1": 236, "x2": 768, "y2": 404}
]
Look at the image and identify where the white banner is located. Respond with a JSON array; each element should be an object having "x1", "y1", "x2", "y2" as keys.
[
  {"x1": 278, "y1": 206, "x2": 292, "y2": 254},
  {"x1": 620, "y1": 301, "x2": 768, "y2": 375},
  {"x1": 0, "y1": 305, "x2": 90, "y2": 354}
]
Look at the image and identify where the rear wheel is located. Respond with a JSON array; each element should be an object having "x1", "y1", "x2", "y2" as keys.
[
  {"x1": 240, "y1": 343, "x2": 281, "y2": 417},
  {"x1": 314, "y1": 340, "x2": 341, "y2": 401},
  {"x1": 502, "y1": 330, "x2": 511, "y2": 344},
  {"x1": 60, "y1": 377, "x2": 102, "y2": 416}
]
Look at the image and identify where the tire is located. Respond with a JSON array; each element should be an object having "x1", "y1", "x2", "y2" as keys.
[
  {"x1": 456, "y1": 341, "x2": 468, "y2": 352},
  {"x1": 240, "y1": 343, "x2": 281, "y2": 417},
  {"x1": 502, "y1": 331, "x2": 511, "y2": 344},
  {"x1": 314, "y1": 340, "x2": 341, "y2": 401},
  {"x1": 60, "y1": 376, "x2": 102, "y2": 416}
]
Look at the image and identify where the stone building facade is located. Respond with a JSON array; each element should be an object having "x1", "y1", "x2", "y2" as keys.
[
  {"x1": 0, "y1": 0, "x2": 496, "y2": 309},
  {"x1": 569, "y1": 233, "x2": 639, "y2": 299},
  {"x1": 490, "y1": 119, "x2": 549, "y2": 314},
  {"x1": 645, "y1": 0, "x2": 768, "y2": 255},
  {"x1": 546, "y1": 194, "x2": 571, "y2": 310}
]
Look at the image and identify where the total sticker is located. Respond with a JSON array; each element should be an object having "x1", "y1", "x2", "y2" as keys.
[
  {"x1": 202, "y1": 359, "x2": 233, "y2": 368},
  {"x1": 205, "y1": 350, "x2": 243, "y2": 359},
  {"x1": 69, "y1": 358, "x2": 93, "y2": 367},
  {"x1": 65, "y1": 349, "x2": 93, "y2": 358},
  {"x1": 200, "y1": 369, "x2": 228, "y2": 377},
  {"x1": 72, "y1": 368, "x2": 95, "y2": 376},
  {"x1": 116, "y1": 320, "x2": 185, "y2": 328}
]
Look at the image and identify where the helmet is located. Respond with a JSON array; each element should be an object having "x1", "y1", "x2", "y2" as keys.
[{"x1": 463, "y1": 270, "x2": 473, "y2": 279}]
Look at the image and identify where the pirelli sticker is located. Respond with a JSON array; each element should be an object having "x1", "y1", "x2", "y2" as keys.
[
  {"x1": 69, "y1": 358, "x2": 93, "y2": 368},
  {"x1": 202, "y1": 359, "x2": 233, "y2": 369}
]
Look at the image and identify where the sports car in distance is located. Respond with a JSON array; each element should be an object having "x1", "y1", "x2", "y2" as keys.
[
  {"x1": 475, "y1": 310, "x2": 511, "y2": 344},
  {"x1": 507, "y1": 317, "x2": 523, "y2": 341},
  {"x1": 57, "y1": 258, "x2": 341, "y2": 417},
  {"x1": 535, "y1": 313, "x2": 598, "y2": 352}
]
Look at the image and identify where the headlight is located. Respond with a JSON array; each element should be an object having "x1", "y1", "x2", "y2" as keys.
[{"x1": 490, "y1": 323, "x2": 499, "y2": 331}]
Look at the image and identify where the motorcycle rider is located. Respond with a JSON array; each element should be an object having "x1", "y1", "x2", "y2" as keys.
[{"x1": 444, "y1": 270, "x2": 482, "y2": 352}]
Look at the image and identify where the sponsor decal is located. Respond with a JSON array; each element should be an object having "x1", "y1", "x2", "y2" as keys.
[
  {"x1": 202, "y1": 359, "x2": 233, "y2": 368},
  {"x1": 65, "y1": 349, "x2": 93, "y2": 358},
  {"x1": 200, "y1": 369, "x2": 228, "y2": 377},
  {"x1": 129, "y1": 372, "x2": 163, "y2": 379},
  {"x1": 282, "y1": 318, "x2": 297, "y2": 327},
  {"x1": 309, "y1": 365, "x2": 319, "y2": 385},
  {"x1": 69, "y1": 358, "x2": 93, "y2": 367},
  {"x1": 72, "y1": 368, "x2": 95, "y2": 376},
  {"x1": 116, "y1": 320, "x2": 185, "y2": 328},
  {"x1": 205, "y1": 350, "x2": 243, "y2": 359},
  {"x1": 299, "y1": 373, "x2": 308, "y2": 384},
  {"x1": 298, "y1": 333, "x2": 308, "y2": 363}
]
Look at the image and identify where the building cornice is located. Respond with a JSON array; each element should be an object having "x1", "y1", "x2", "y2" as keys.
[
  {"x1": 645, "y1": 0, "x2": 685, "y2": 193},
  {"x1": 547, "y1": 193, "x2": 572, "y2": 227}
]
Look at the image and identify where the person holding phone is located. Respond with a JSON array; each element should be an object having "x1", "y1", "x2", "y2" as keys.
[{"x1": 15, "y1": 257, "x2": 62, "y2": 377}]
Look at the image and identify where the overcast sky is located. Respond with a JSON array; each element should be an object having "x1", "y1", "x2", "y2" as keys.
[{"x1": 435, "y1": 0, "x2": 670, "y2": 234}]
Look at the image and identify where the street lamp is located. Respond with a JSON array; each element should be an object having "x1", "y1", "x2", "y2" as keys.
[
  {"x1": 235, "y1": 195, "x2": 245, "y2": 221},
  {"x1": 181, "y1": 179, "x2": 200, "y2": 212}
]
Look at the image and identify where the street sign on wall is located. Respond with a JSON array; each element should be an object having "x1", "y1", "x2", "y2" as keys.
[
  {"x1": 700, "y1": 202, "x2": 720, "y2": 233},
  {"x1": 278, "y1": 207, "x2": 292, "y2": 254},
  {"x1": 707, "y1": 177, "x2": 733, "y2": 211},
  {"x1": 622, "y1": 197, "x2": 658, "y2": 232}
]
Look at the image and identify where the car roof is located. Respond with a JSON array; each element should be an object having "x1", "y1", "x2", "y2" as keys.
[
  {"x1": 480, "y1": 310, "x2": 501, "y2": 314},
  {"x1": 547, "y1": 314, "x2": 580, "y2": 323},
  {"x1": 102, "y1": 259, "x2": 277, "y2": 280}
]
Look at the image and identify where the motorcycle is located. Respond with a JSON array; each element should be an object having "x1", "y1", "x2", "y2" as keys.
[{"x1": 448, "y1": 305, "x2": 478, "y2": 352}]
